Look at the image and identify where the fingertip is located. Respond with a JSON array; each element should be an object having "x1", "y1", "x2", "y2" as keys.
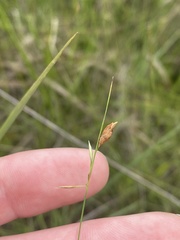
[{"x1": 0, "y1": 148, "x2": 109, "y2": 224}]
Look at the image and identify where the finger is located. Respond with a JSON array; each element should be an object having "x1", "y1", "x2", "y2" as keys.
[
  {"x1": 1, "y1": 212, "x2": 179, "y2": 239},
  {"x1": 0, "y1": 148, "x2": 109, "y2": 225}
]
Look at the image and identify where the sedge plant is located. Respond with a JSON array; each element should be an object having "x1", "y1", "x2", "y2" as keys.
[{"x1": 57, "y1": 80, "x2": 117, "y2": 240}]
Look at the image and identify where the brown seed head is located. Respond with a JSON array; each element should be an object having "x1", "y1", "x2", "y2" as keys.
[{"x1": 98, "y1": 121, "x2": 118, "y2": 147}]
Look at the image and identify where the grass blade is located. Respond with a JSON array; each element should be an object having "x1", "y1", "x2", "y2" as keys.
[{"x1": 0, "y1": 32, "x2": 78, "y2": 141}]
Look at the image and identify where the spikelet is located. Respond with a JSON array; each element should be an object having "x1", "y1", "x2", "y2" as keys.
[{"x1": 98, "y1": 121, "x2": 118, "y2": 147}]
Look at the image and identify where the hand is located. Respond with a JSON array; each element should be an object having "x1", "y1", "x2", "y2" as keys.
[{"x1": 0, "y1": 148, "x2": 179, "y2": 239}]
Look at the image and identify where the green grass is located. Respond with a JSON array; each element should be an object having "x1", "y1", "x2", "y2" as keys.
[{"x1": 0, "y1": 0, "x2": 180, "y2": 237}]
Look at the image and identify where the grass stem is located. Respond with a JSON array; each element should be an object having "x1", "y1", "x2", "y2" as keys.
[{"x1": 77, "y1": 80, "x2": 114, "y2": 240}]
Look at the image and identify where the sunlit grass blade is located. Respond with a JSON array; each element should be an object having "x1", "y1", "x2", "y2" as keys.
[
  {"x1": 88, "y1": 140, "x2": 93, "y2": 163},
  {"x1": 0, "y1": 32, "x2": 78, "y2": 141},
  {"x1": 56, "y1": 185, "x2": 85, "y2": 189}
]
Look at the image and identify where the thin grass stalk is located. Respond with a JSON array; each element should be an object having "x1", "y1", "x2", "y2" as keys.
[{"x1": 77, "y1": 80, "x2": 114, "y2": 240}]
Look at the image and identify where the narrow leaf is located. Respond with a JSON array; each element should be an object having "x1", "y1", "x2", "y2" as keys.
[
  {"x1": 88, "y1": 140, "x2": 93, "y2": 162},
  {"x1": 0, "y1": 32, "x2": 78, "y2": 141}
]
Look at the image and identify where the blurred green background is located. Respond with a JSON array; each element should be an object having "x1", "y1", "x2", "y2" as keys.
[{"x1": 0, "y1": 0, "x2": 179, "y2": 236}]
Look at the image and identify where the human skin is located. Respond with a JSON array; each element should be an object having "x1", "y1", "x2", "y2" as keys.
[{"x1": 0, "y1": 148, "x2": 179, "y2": 239}]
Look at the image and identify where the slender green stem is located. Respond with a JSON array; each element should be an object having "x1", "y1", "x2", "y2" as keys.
[
  {"x1": 77, "y1": 80, "x2": 114, "y2": 240},
  {"x1": 77, "y1": 184, "x2": 89, "y2": 240},
  {"x1": 0, "y1": 32, "x2": 78, "y2": 141},
  {"x1": 93, "y1": 80, "x2": 114, "y2": 158}
]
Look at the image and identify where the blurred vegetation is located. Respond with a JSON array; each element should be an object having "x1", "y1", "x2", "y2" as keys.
[{"x1": 0, "y1": 0, "x2": 180, "y2": 236}]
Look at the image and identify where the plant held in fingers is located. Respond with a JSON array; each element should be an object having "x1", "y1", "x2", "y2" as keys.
[{"x1": 57, "y1": 81, "x2": 117, "y2": 240}]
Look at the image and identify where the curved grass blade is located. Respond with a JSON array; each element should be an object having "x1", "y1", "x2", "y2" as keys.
[{"x1": 0, "y1": 32, "x2": 78, "y2": 141}]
